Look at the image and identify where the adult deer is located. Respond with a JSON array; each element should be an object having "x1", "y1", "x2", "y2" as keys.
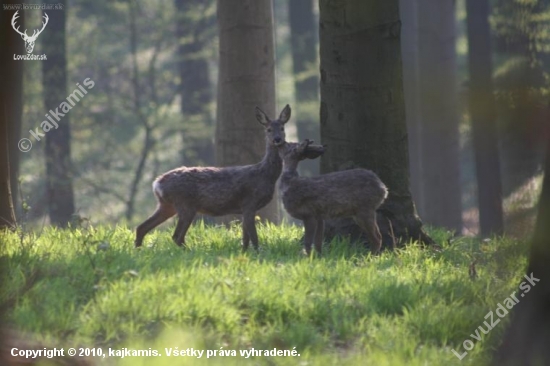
[{"x1": 135, "y1": 105, "x2": 290, "y2": 251}]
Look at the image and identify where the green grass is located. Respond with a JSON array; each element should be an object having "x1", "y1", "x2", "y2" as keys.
[{"x1": 0, "y1": 221, "x2": 529, "y2": 365}]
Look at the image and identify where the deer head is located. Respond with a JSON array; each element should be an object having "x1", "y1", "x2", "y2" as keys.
[
  {"x1": 295, "y1": 139, "x2": 326, "y2": 160},
  {"x1": 255, "y1": 104, "x2": 291, "y2": 147},
  {"x1": 11, "y1": 11, "x2": 49, "y2": 54},
  {"x1": 279, "y1": 139, "x2": 326, "y2": 165}
]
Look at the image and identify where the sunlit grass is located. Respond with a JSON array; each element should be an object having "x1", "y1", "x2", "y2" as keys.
[{"x1": 0, "y1": 222, "x2": 529, "y2": 365}]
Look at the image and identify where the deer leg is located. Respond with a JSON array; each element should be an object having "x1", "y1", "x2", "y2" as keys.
[
  {"x1": 248, "y1": 212, "x2": 259, "y2": 250},
  {"x1": 135, "y1": 203, "x2": 176, "y2": 247},
  {"x1": 172, "y1": 209, "x2": 196, "y2": 247},
  {"x1": 355, "y1": 210, "x2": 382, "y2": 254},
  {"x1": 242, "y1": 211, "x2": 259, "y2": 251},
  {"x1": 313, "y1": 218, "x2": 324, "y2": 254},
  {"x1": 242, "y1": 219, "x2": 251, "y2": 251},
  {"x1": 303, "y1": 217, "x2": 317, "y2": 255}
]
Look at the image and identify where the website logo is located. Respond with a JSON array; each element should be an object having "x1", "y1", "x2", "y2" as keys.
[{"x1": 11, "y1": 10, "x2": 48, "y2": 53}]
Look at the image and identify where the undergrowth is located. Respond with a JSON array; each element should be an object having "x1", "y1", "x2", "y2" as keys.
[{"x1": 0, "y1": 221, "x2": 529, "y2": 365}]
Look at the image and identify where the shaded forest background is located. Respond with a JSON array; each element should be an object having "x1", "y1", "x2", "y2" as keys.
[{"x1": 3, "y1": 0, "x2": 549, "y2": 239}]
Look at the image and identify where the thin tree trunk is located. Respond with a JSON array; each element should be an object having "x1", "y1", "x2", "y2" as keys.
[
  {"x1": 417, "y1": 0, "x2": 463, "y2": 233},
  {"x1": 0, "y1": 5, "x2": 23, "y2": 229},
  {"x1": 42, "y1": 0, "x2": 75, "y2": 227},
  {"x1": 319, "y1": 0, "x2": 432, "y2": 248},
  {"x1": 289, "y1": 0, "x2": 319, "y2": 176},
  {"x1": 3, "y1": 7, "x2": 24, "y2": 215},
  {"x1": 0, "y1": 111, "x2": 16, "y2": 230},
  {"x1": 216, "y1": 0, "x2": 279, "y2": 223},
  {"x1": 125, "y1": 0, "x2": 158, "y2": 222},
  {"x1": 175, "y1": 0, "x2": 215, "y2": 166},
  {"x1": 466, "y1": 0, "x2": 504, "y2": 236},
  {"x1": 399, "y1": 0, "x2": 423, "y2": 215}
]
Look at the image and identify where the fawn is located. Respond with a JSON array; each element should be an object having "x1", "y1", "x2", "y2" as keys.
[{"x1": 278, "y1": 139, "x2": 388, "y2": 254}]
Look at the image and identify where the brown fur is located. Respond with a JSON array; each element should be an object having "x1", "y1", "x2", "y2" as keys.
[
  {"x1": 278, "y1": 140, "x2": 388, "y2": 254},
  {"x1": 135, "y1": 105, "x2": 291, "y2": 250}
]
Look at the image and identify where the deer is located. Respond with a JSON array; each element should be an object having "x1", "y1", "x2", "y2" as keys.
[
  {"x1": 278, "y1": 139, "x2": 388, "y2": 255},
  {"x1": 11, "y1": 11, "x2": 49, "y2": 54},
  {"x1": 135, "y1": 105, "x2": 292, "y2": 251}
]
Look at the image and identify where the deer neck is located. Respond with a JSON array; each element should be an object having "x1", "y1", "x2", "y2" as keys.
[
  {"x1": 259, "y1": 142, "x2": 283, "y2": 181},
  {"x1": 280, "y1": 161, "x2": 299, "y2": 190}
]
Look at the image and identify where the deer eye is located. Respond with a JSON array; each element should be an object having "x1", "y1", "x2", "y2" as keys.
[
  {"x1": 281, "y1": 127, "x2": 284, "y2": 131},
  {"x1": 267, "y1": 128, "x2": 272, "y2": 132}
]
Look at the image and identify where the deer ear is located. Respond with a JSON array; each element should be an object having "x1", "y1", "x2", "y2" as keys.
[
  {"x1": 255, "y1": 107, "x2": 270, "y2": 126},
  {"x1": 279, "y1": 104, "x2": 291, "y2": 124},
  {"x1": 297, "y1": 139, "x2": 310, "y2": 154}
]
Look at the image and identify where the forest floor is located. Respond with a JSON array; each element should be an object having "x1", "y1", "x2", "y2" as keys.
[{"x1": 1, "y1": 222, "x2": 529, "y2": 365}]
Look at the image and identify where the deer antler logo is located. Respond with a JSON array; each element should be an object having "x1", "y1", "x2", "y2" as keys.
[{"x1": 11, "y1": 10, "x2": 49, "y2": 54}]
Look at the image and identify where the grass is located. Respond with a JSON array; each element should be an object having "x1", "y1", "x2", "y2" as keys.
[{"x1": 0, "y1": 221, "x2": 529, "y2": 365}]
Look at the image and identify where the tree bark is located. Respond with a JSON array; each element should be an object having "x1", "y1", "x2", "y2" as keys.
[
  {"x1": 216, "y1": 0, "x2": 279, "y2": 223},
  {"x1": 0, "y1": 109, "x2": 16, "y2": 230},
  {"x1": 493, "y1": 134, "x2": 550, "y2": 365},
  {"x1": 0, "y1": 5, "x2": 24, "y2": 229},
  {"x1": 466, "y1": 0, "x2": 504, "y2": 236},
  {"x1": 289, "y1": 0, "x2": 319, "y2": 176},
  {"x1": 417, "y1": 0, "x2": 463, "y2": 233},
  {"x1": 42, "y1": 0, "x2": 75, "y2": 227},
  {"x1": 319, "y1": 0, "x2": 432, "y2": 248},
  {"x1": 175, "y1": 0, "x2": 215, "y2": 166},
  {"x1": 399, "y1": 0, "x2": 423, "y2": 215}
]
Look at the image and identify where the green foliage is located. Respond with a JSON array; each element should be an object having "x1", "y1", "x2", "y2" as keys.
[
  {"x1": 1, "y1": 224, "x2": 528, "y2": 365},
  {"x1": 19, "y1": 0, "x2": 218, "y2": 224},
  {"x1": 491, "y1": 0, "x2": 550, "y2": 112},
  {"x1": 492, "y1": 0, "x2": 550, "y2": 58}
]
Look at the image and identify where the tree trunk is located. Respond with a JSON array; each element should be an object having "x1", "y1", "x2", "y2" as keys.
[
  {"x1": 319, "y1": 0, "x2": 432, "y2": 248},
  {"x1": 0, "y1": 5, "x2": 23, "y2": 230},
  {"x1": 493, "y1": 134, "x2": 550, "y2": 365},
  {"x1": 175, "y1": 0, "x2": 215, "y2": 166},
  {"x1": 289, "y1": 0, "x2": 319, "y2": 176},
  {"x1": 0, "y1": 110, "x2": 16, "y2": 230},
  {"x1": 216, "y1": 0, "x2": 279, "y2": 223},
  {"x1": 399, "y1": 0, "x2": 423, "y2": 215},
  {"x1": 5, "y1": 11, "x2": 24, "y2": 216},
  {"x1": 466, "y1": 0, "x2": 504, "y2": 236},
  {"x1": 42, "y1": 1, "x2": 75, "y2": 227},
  {"x1": 417, "y1": 0, "x2": 463, "y2": 233}
]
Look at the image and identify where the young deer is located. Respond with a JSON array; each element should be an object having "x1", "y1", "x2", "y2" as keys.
[
  {"x1": 135, "y1": 105, "x2": 291, "y2": 250},
  {"x1": 278, "y1": 140, "x2": 388, "y2": 255}
]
